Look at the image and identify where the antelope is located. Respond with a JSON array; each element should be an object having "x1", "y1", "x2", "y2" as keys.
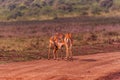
[
  {"x1": 48, "y1": 33, "x2": 65, "y2": 60},
  {"x1": 48, "y1": 33, "x2": 73, "y2": 60},
  {"x1": 64, "y1": 33, "x2": 73, "y2": 60}
]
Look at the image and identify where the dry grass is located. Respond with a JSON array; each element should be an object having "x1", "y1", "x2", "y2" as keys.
[{"x1": 0, "y1": 16, "x2": 120, "y2": 62}]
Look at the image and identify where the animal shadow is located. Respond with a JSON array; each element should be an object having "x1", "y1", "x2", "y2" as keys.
[{"x1": 80, "y1": 59, "x2": 97, "y2": 62}]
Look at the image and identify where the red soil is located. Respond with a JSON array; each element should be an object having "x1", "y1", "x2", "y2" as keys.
[{"x1": 0, "y1": 52, "x2": 120, "y2": 80}]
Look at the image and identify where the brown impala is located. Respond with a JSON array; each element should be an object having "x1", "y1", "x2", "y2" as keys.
[{"x1": 48, "y1": 33, "x2": 73, "y2": 60}]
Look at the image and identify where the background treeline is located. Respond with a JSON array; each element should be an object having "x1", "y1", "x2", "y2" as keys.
[{"x1": 0, "y1": 0, "x2": 120, "y2": 21}]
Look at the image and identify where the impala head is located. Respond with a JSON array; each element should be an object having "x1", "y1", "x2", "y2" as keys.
[
  {"x1": 65, "y1": 33, "x2": 72, "y2": 39},
  {"x1": 64, "y1": 33, "x2": 72, "y2": 44}
]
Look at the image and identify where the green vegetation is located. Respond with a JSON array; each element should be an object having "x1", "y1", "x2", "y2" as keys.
[
  {"x1": 0, "y1": 0, "x2": 120, "y2": 21},
  {"x1": 0, "y1": 17, "x2": 120, "y2": 62},
  {"x1": 0, "y1": 31, "x2": 120, "y2": 62}
]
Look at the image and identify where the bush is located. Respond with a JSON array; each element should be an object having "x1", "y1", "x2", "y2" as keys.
[
  {"x1": 7, "y1": 11, "x2": 23, "y2": 20},
  {"x1": 105, "y1": 31, "x2": 119, "y2": 36},
  {"x1": 100, "y1": 0, "x2": 113, "y2": 9},
  {"x1": 87, "y1": 33, "x2": 98, "y2": 41},
  {"x1": 91, "y1": 6, "x2": 101, "y2": 15},
  {"x1": 18, "y1": 3, "x2": 27, "y2": 10},
  {"x1": 8, "y1": 4, "x2": 16, "y2": 11}
]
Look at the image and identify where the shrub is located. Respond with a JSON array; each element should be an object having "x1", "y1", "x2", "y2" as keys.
[
  {"x1": 91, "y1": 5, "x2": 102, "y2": 15},
  {"x1": 7, "y1": 11, "x2": 23, "y2": 20},
  {"x1": 105, "y1": 31, "x2": 119, "y2": 36},
  {"x1": 18, "y1": 3, "x2": 27, "y2": 10},
  {"x1": 87, "y1": 33, "x2": 98, "y2": 41},
  {"x1": 8, "y1": 4, "x2": 16, "y2": 11}
]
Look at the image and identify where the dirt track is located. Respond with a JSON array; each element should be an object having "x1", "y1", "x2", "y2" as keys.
[{"x1": 0, "y1": 52, "x2": 120, "y2": 80}]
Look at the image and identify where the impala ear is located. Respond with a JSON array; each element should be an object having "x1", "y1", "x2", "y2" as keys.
[
  {"x1": 65, "y1": 33, "x2": 68, "y2": 38},
  {"x1": 68, "y1": 33, "x2": 72, "y2": 38},
  {"x1": 65, "y1": 33, "x2": 71, "y2": 38}
]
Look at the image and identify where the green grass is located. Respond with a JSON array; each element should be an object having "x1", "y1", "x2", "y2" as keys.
[{"x1": 0, "y1": 0, "x2": 120, "y2": 21}]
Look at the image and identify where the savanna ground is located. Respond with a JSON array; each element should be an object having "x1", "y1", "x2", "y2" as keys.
[{"x1": 0, "y1": 16, "x2": 120, "y2": 80}]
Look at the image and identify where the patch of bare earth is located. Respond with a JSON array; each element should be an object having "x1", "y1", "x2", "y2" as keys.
[
  {"x1": 0, "y1": 52, "x2": 120, "y2": 80},
  {"x1": 96, "y1": 71, "x2": 120, "y2": 80}
]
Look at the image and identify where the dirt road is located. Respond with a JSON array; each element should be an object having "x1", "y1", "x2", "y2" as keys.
[{"x1": 0, "y1": 52, "x2": 120, "y2": 80}]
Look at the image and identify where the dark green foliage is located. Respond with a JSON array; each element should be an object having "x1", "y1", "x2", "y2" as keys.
[
  {"x1": 105, "y1": 31, "x2": 119, "y2": 36},
  {"x1": 0, "y1": 0, "x2": 119, "y2": 21},
  {"x1": 7, "y1": 11, "x2": 23, "y2": 20},
  {"x1": 87, "y1": 33, "x2": 98, "y2": 41},
  {"x1": 100, "y1": 0, "x2": 113, "y2": 9},
  {"x1": 8, "y1": 4, "x2": 16, "y2": 11}
]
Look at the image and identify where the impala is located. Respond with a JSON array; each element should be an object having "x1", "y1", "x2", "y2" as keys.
[{"x1": 48, "y1": 33, "x2": 73, "y2": 60}]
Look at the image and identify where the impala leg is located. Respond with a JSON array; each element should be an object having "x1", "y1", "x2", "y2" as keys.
[
  {"x1": 53, "y1": 47, "x2": 58, "y2": 60},
  {"x1": 65, "y1": 48, "x2": 69, "y2": 60},
  {"x1": 48, "y1": 47, "x2": 50, "y2": 60},
  {"x1": 53, "y1": 49, "x2": 56, "y2": 60},
  {"x1": 56, "y1": 50, "x2": 59, "y2": 60},
  {"x1": 56, "y1": 49, "x2": 59, "y2": 60},
  {"x1": 61, "y1": 48, "x2": 64, "y2": 59},
  {"x1": 48, "y1": 44, "x2": 51, "y2": 60},
  {"x1": 69, "y1": 48, "x2": 73, "y2": 60}
]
